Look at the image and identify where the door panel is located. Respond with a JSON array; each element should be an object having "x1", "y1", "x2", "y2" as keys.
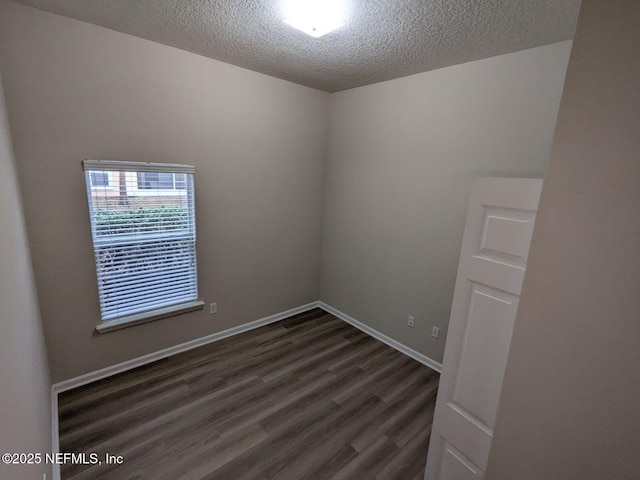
[
  {"x1": 438, "y1": 443, "x2": 482, "y2": 480},
  {"x1": 479, "y1": 209, "x2": 536, "y2": 263},
  {"x1": 452, "y1": 285, "x2": 517, "y2": 429},
  {"x1": 425, "y1": 178, "x2": 542, "y2": 479}
]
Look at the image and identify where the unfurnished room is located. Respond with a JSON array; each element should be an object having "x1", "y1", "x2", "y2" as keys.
[{"x1": 0, "y1": 1, "x2": 639, "y2": 479}]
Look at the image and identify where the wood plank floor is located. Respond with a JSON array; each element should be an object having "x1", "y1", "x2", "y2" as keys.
[{"x1": 58, "y1": 308, "x2": 439, "y2": 479}]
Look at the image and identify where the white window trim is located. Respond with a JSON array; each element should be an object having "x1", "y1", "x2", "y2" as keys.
[
  {"x1": 83, "y1": 159, "x2": 195, "y2": 174},
  {"x1": 95, "y1": 300, "x2": 204, "y2": 333},
  {"x1": 83, "y1": 159, "x2": 201, "y2": 333}
]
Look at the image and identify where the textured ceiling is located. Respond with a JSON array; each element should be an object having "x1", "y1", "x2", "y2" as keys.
[{"x1": 7, "y1": 0, "x2": 581, "y2": 92}]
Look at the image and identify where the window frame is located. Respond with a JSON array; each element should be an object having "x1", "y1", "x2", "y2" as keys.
[{"x1": 82, "y1": 160, "x2": 203, "y2": 333}]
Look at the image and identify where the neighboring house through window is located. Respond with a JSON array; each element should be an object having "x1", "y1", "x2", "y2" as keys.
[
  {"x1": 89, "y1": 171, "x2": 110, "y2": 187},
  {"x1": 137, "y1": 172, "x2": 187, "y2": 190},
  {"x1": 83, "y1": 160, "x2": 202, "y2": 332}
]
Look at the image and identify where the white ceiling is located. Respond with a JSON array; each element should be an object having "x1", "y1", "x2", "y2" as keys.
[{"x1": 7, "y1": 0, "x2": 581, "y2": 92}]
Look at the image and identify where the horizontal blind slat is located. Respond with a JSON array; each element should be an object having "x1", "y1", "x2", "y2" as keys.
[
  {"x1": 102, "y1": 294, "x2": 197, "y2": 320},
  {"x1": 102, "y1": 292, "x2": 198, "y2": 317},
  {"x1": 93, "y1": 232, "x2": 194, "y2": 248},
  {"x1": 101, "y1": 286, "x2": 197, "y2": 309},
  {"x1": 95, "y1": 245, "x2": 195, "y2": 266},
  {"x1": 98, "y1": 273, "x2": 196, "y2": 295}
]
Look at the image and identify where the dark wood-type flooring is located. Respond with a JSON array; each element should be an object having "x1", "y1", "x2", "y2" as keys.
[{"x1": 58, "y1": 308, "x2": 439, "y2": 479}]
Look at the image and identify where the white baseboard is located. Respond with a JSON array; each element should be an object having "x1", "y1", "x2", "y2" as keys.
[
  {"x1": 52, "y1": 301, "x2": 320, "y2": 395},
  {"x1": 318, "y1": 302, "x2": 443, "y2": 373},
  {"x1": 51, "y1": 299, "x2": 441, "y2": 394}
]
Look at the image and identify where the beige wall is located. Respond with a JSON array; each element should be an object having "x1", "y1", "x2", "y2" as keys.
[
  {"x1": 0, "y1": 74, "x2": 52, "y2": 479},
  {"x1": 319, "y1": 42, "x2": 572, "y2": 363},
  {"x1": 486, "y1": 1, "x2": 640, "y2": 478},
  {"x1": 0, "y1": 1, "x2": 329, "y2": 382}
]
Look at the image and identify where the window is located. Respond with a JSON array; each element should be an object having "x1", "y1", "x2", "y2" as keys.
[
  {"x1": 89, "y1": 171, "x2": 110, "y2": 187},
  {"x1": 83, "y1": 160, "x2": 202, "y2": 332}
]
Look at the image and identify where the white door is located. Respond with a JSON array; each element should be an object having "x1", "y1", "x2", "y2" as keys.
[{"x1": 424, "y1": 177, "x2": 543, "y2": 480}]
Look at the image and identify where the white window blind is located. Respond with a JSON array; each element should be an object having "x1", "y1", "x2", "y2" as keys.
[{"x1": 83, "y1": 160, "x2": 199, "y2": 325}]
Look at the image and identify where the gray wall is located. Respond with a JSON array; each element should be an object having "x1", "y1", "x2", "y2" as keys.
[
  {"x1": 0, "y1": 1, "x2": 329, "y2": 382},
  {"x1": 0, "y1": 74, "x2": 51, "y2": 479},
  {"x1": 486, "y1": 1, "x2": 640, "y2": 478},
  {"x1": 319, "y1": 42, "x2": 572, "y2": 363}
]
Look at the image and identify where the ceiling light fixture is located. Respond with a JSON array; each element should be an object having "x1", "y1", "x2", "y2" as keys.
[{"x1": 283, "y1": 0, "x2": 347, "y2": 38}]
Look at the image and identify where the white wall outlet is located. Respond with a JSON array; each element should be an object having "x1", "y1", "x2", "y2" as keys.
[
  {"x1": 408, "y1": 316, "x2": 415, "y2": 328},
  {"x1": 432, "y1": 326, "x2": 440, "y2": 338},
  {"x1": 209, "y1": 302, "x2": 217, "y2": 315}
]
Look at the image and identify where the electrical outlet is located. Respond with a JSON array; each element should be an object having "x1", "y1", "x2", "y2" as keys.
[
  {"x1": 431, "y1": 326, "x2": 440, "y2": 339},
  {"x1": 209, "y1": 302, "x2": 217, "y2": 315},
  {"x1": 408, "y1": 316, "x2": 415, "y2": 328}
]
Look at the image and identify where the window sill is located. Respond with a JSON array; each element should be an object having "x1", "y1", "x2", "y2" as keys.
[{"x1": 95, "y1": 300, "x2": 205, "y2": 334}]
